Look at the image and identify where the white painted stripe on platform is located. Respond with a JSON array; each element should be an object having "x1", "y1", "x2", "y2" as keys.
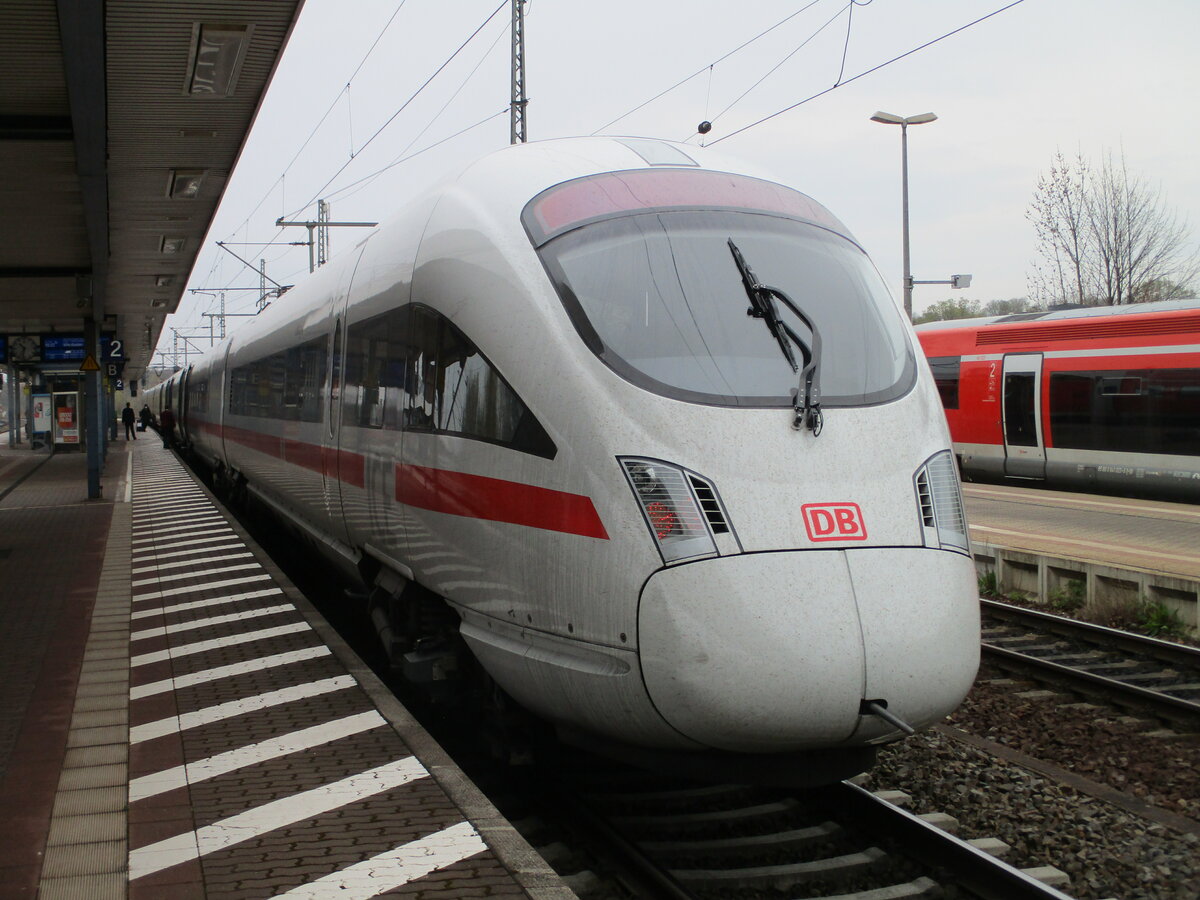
[
  {"x1": 133, "y1": 496, "x2": 210, "y2": 511},
  {"x1": 272, "y1": 821, "x2": 486, "y2": 899},
  {"x1": 133, "y1": 509, "x2": 222, "y2": 527},
  {"x1": 132, "y1": 499, "x2": 211, "y2": 515},
  {"x1": 131, "y1": 551, "x2": 254, "y2": 576},
  {"x1": 129, "y1": 710, "x2": 387, "y2": 802},
  {"x1": 130, "y1": 587, "x2": 284, "y2": 621},
  {"x1": 130, "y1": 645, "x2": 332, "y2": 699},
  {"x1": 130, "y1": 675, "x2": 357, "y2": 744},
  {"x1": 134, "y1": 494, "x2": 205, "y2": 508},
  {"x1": 130, "y1": 604, "x2": 295, "y2": 643},
  {"x1": 969, "y1": 523, "x2": 1200, "y2": 566},
  {"x1": 133, "y1": 572, "x2": 273, "y2": 602},
  {"x1": 128, "y1": 756, "x2": 429, "y2": 880},
  {"x1": 131, "y1": 518, "x2": 226, "y2": 541},
  {"x1": 131, "y1": 561, "x2": 263, "y2": 588},
  {"x1": 130, "y1": 621, "x2": 313, "y2": 668},
  {"x1": 131, "y1": 540, "x2": 246, "y2": 564},
  {"x1": 131, "y1": 526, "x2": 234, "y2": 547}
]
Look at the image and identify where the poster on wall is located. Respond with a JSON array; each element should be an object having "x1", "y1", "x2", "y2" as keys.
[
  {"x1": 55, "y1": 394, "x2": 79, "y2": 444},
  {"x1": 32, "y1": 394, "x2": 51, "y2": 432}
]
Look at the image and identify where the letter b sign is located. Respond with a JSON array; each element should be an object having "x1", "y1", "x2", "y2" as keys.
[{"x1": 802, "y1": 502, "x2": 868, "y2": 542}]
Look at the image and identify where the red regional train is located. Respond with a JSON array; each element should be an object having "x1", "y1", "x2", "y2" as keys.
[{"x1": 916, "y1": 299, "x2": 1200, "y2": 500}]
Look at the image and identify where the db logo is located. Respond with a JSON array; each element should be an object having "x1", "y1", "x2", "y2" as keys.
[{"x1": 802, "y1": 502, "x2": 867, "y2": 542}]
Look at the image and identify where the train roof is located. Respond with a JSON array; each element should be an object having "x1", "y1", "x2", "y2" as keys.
[{"x1": 915, "y1": 297, "x2": 1200, "y2": 333}]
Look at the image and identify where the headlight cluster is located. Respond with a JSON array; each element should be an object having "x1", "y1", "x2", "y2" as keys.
[
  {"x1": 915, "y1": 450, "x2": 969, "y2": 554},
  {"x1": 620, "y1": 458, "x2": 729, "y2": 563}
]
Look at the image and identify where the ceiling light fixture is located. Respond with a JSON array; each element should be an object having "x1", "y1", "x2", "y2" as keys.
[
  {"x1": 159, "y1": 236, "x2": 186, "y2": 254},
  {"x1": 167, "y1": 169, "x2": 206, "y2": 199}
]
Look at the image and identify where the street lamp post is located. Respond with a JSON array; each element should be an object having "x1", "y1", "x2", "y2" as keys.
[{"x1": 870, "y1": 111, "x2": 937, "y2": 320}]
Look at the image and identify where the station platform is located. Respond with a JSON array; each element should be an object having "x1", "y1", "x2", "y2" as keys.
[
  {"x1": 963, "y1": 482, "x2": 1200, "y2": 631},
  {"x1": 0, "y1": 436, "x2": 574, "y2": 900}
]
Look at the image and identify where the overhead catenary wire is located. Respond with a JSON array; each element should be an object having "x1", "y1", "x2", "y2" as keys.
[
  {"x1": 222, "y1": 1, "x2": 414, "y2": 243},
  {"x1": 710, "y1": 0, "x2": 1028, "y2": 145},
  {"x1": 182, "y1": 2, "x2": 508, "y2": 331},
  {"x1": 282, "y1": 0, "x2": 509, "y2": 223},
  {"x1": 696, "y1": 1, "x2": 848, "y2": 137},
  {"x1": 326, "y1": 20, "x2": 511, "y2": 206},
  {"x1": 591, "y1": 0, "x2": 827, "y2": 135}
]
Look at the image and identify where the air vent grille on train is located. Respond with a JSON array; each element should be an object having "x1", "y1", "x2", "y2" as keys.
[
  {"x1": 688, "y1": 474, "x2": 730, "y2": 534},
  {"x1": 915, "y1": 469, "x2": 936, "y2": 528},
  {"x1": 976, "y1": 312, "x2": 1200, "y2": 345}
]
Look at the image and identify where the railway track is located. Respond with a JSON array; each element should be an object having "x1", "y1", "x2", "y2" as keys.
[
  {"x1": 540, "y1": 755, "x2": 1073, "y2": 900},
  {"x1": 981, "y1": 598, "x2": 1200, "y2": 729}
]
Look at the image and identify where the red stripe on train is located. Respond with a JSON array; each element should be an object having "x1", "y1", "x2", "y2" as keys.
[
  {"x1": 395, "y1": 463, "x2": 609, "y2": 540},
  {"x1": 192, "y1": 419, "x2": 366, "y2": 489}
]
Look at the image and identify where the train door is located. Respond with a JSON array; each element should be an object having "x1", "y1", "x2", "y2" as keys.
[
  {"x1": 322, "y1": 246, "x2": 368, "y2": 548},
  {"x1": 1001, "y1": 353, "x2": 1046, "y2": 478},
  {"x1": 177, "y1": 365, "x2": 192, "y2": 445}
]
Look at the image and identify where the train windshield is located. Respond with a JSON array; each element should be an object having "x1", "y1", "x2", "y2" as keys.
[{"x1": 526, "y1": 173, "x2": 915, "y2": 407}]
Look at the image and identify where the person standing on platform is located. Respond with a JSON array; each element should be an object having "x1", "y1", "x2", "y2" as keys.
[
  {"x1": 139, "y1": 403, "x2": 152, "y2": 429},
  {"x1": 121, "y1": 402, "x2": 137, "y2": 440},
  {"x1": 159, "y1": 405, "x2": 176, "y2": 449}
]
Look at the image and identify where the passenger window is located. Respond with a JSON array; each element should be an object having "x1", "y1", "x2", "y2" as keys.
[
  {"x1": 927, "y1": 356, "x2": 960, "y2": 410},
  {"x1": 346, "y1": 303, "x2": 555, "y2": 458}
]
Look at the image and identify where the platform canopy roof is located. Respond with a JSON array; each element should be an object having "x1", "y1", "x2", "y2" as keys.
[{"x1": 0, "y1": 0, "x2": 305, "y2": 383}]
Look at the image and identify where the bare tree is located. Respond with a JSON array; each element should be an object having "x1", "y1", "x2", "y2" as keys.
[
  {"x1": 1026, "y1": 149, "x2": 1199, "y2": 305},
  {"x1": 1026, "y1": 151, "x2": 1091, "y2": 305}
]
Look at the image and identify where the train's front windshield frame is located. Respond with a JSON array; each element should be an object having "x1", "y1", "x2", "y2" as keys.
[{"x1": 525, "y1": 173, "x2": 916, "y2": 408}]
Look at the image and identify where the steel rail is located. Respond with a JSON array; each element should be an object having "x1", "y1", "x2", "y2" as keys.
[
  {"x1": 982, "y1": 643, "x2": 1200, "y2": 720},
  {"x1": 980, "y1": 599, "x2": 1200, "y2": 723},
  {"x1": 816, "y1": 781, "x2": 1075, "y2": 900},
  {"x1": 982, "y1": 598, "x2": 1200, "y2": 668}
]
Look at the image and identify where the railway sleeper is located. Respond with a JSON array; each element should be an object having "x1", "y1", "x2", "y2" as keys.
[
  {"x1": 639, "y1": 821, "x2": 843, "y2": 856},
  {"x1": 609, "y1": 799, "x2": 800, "y2": 834},
  {"x1": 668, "y1": 844, "x2": 887, "y2": 889},
  {"x1": 820, "y1": 876, "x2": 941, "y2": 899}
]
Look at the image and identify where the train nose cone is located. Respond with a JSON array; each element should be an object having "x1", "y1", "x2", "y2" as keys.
[{"x1": 637, "y1": 550, "x2": 979, "y2": 753}]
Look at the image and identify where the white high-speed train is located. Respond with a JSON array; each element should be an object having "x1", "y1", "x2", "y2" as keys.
[{"x1": 148, "y1": 137, "x2": 979, "y2": 784}]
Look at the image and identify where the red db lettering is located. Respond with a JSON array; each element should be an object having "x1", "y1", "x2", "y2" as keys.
[
  {"x1": 802, "y1": 503, "x2": 868, "y2": 542},
  {"x1": 809, "y1": 508, "x2": 835, "y2": 536}
]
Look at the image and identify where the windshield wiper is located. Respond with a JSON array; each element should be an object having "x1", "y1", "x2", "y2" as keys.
[{"x1": 727, "y1": 238, "x2": 823, "y2": 434}]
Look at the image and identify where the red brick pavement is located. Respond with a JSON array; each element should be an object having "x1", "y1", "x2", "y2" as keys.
[{"x1": 0, "y1": 443, "x2": 127, "y2": 899}]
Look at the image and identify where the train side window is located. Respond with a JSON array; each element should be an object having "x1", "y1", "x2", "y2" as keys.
[
  {"x1": 1100, "y1": 376, "x2": 1142, "y2": 396},
  {"x1": 346, "y1": 307, "x2": 408, "y2": 429},
  {"x1": 927, "y1": 356, "x2": 960, "y2": 409},
  {"x1": 1051, "y1": 368, "x2": 1200, "y2": 457},
  {"x1": 438, "y1": 324, "x2": 525, "y2": 442},
  {"x1": 406, "y1": 304, "x2": 556, "y2": 458},
  {"x1": 405, "y1": 307, "x2": 440, "y2": 429},
  {"x1": 188, "y1": 379, "x2": 208, "y2": 415}
]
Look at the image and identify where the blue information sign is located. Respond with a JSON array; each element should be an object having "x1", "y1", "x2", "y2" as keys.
[
  {"x1": 0, "y1": 335, "x2": 6, "y2": 364},
  {"x1": 35, "y1": 334, "x2": 122, "y2": 362},
  {"x1": 41, "y1": 335, "x2": 87, "y2": 361}
]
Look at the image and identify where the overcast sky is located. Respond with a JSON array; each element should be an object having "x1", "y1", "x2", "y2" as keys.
[{"x1": 161, "y1": 0, "x2": 1200, "y2": 360}]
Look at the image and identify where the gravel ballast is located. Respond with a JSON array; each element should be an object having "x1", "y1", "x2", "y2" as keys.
[{"x1": 864, "y1": 670, "x2": 1200, "y2": 900}]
